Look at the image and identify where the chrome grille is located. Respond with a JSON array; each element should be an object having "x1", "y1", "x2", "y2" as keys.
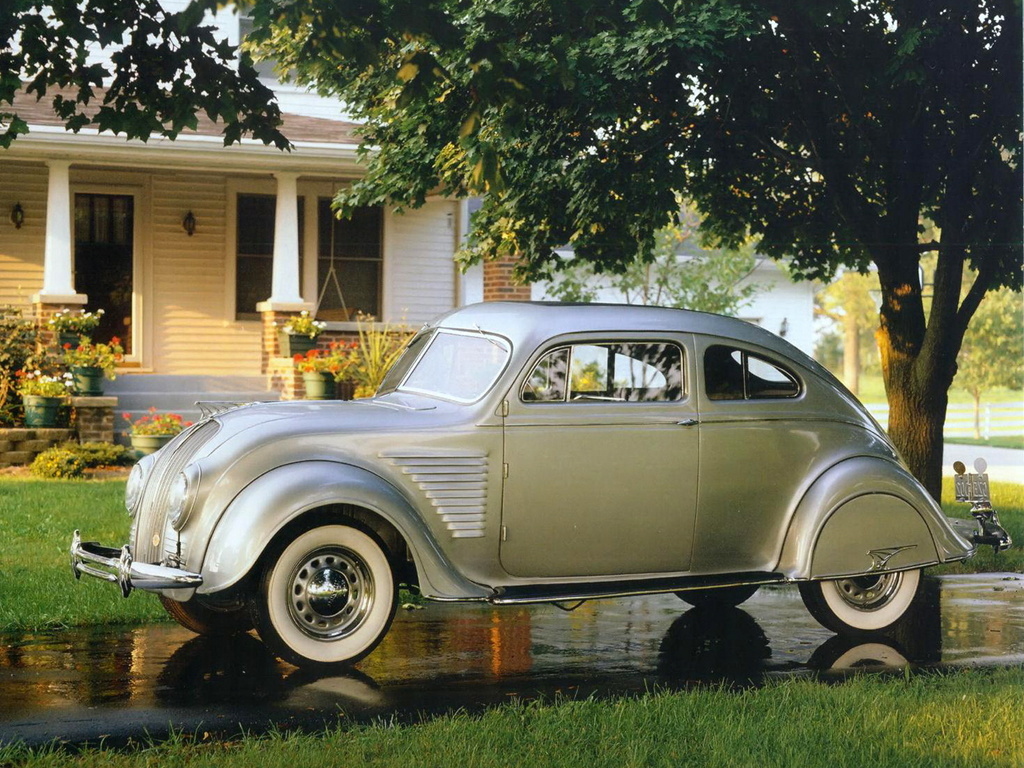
[
  {"x1": 133, "y1": 420, "x2": 220, "y2": 563},
  {"x1": 381, "y1": 451, "x2": 489, "y2": 539}
]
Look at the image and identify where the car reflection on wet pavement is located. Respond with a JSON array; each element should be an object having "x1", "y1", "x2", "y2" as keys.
[{"x1": 1, "y1": 573, "x2": 1022, "y2": 748}]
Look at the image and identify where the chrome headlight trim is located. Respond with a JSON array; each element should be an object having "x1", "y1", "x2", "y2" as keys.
[
  {"x1": 125, "y1": 462, "x2": 147, "y2": 517},
  {"x1": 167, "y1": 464, "x2": 201, "y2": 531}
]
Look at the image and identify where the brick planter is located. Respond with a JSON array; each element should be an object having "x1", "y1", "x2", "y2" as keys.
[{"x1": 0, "y1": 428, "x2": 76, "y2": 468}]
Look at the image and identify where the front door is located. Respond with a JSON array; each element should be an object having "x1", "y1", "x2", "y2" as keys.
[
  {"x1": 500, "y1": 337, "x2": 699, "y2": 578},
  {"x1": 74, "y1": 193, "x2": 134, "y2": 353}
]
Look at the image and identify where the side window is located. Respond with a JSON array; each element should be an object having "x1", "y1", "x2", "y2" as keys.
[
  {"x1": 522, "y1": 342, "x2": 684, "y2": 403},
  {"x1": 522, "y1": 347, "x2": 569, "y2": 401},
  {"x1": 704, "y1": 346, "x2": 800, "y2": 400}
]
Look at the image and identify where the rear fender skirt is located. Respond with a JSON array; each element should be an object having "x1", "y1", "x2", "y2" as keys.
[{"x1": 777, "y1": 456, "x2": 973, "y2": 580}]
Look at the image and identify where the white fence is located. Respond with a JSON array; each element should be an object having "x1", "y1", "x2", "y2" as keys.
[{"x1": 864, "y1": 403, "x2": 1024, "y2": 440}]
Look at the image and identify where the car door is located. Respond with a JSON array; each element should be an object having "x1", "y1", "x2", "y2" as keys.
[{"x1": 499, "y1": 335, "x2": 699, "y2": 578}]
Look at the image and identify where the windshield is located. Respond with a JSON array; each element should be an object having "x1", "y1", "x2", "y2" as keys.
[{"x1": 385, "y1": 329, "x2": 511, "y2": 402}]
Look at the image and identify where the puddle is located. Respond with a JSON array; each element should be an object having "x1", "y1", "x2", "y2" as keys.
[{"x1": 1, "y1": 574, "x2": 1022, "y2": 746}]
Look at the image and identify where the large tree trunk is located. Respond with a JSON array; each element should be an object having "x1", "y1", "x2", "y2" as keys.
[
  {"x1": 874, "y1": 245, "x2": 967, "y2": 501},
  {"x1": 877, "y1": 339, "x2": 949, "y2": 501}
]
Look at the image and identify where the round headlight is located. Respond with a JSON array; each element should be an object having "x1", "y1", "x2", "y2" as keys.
[
  {"x1": 167, "y1": 465, "x2": 200, "y2": 531},
  {"x1": 125, "y1": 463, "x2": 146, "y2": 516}
]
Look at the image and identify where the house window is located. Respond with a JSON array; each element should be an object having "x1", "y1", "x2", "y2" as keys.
[
  {"x1": 316, "y1": 199, "x2": 383, "y2": 320},
  {"x1": 238, "y1": 15, "x2": 280, "y2": 80},
  {"x1": 235, "y1": 194, "x2": 304, "y2": 320}
]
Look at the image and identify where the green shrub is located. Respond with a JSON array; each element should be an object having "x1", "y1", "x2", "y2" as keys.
[
  {"x1": 63, "y1": 441, "x2": 131, "y2": 467},
  {"x1": 30, "y1": 448, "x2": 86, "y2": 479}
]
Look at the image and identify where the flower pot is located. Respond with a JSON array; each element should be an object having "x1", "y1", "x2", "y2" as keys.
[
  {"x1": 71, "y1": 365, "x2": 104, "y2": 396},
  {"x1": 336, "y1": 380, "x2": 356, "y2": 401},
  {"x1": 22, "y1": 395, "x2": 63, "y2": 427},
  {"x1": 130, "y1": 434, "x2": 174, "y2": 456},
  {"x1": 280, "y1": 333, "x2": 317, "y2": 357},
  {"x1": 58, "y1": 332, "x2": 83, "y2": 349},
  {"x1": 302, "y1": 371, "x2": 334, "y2": 400}
]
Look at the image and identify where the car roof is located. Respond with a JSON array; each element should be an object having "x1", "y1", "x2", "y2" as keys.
[{"x1": 432, "y1": 301, "x2": 804, "y2": 362}]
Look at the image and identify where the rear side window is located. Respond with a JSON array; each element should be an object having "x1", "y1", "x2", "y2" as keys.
[
  {"x1": 522, "y1": 342, "x2": 684, "y2": 403},
  {"x1": 704, "y1": 346, "x2": 800, "y2": 400}
]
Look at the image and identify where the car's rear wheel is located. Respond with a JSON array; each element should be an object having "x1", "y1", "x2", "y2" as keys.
[
  {"x1": 159, "y1": 594, "x2": 253, "y2": 636},
  {"x1": 799, "y1": 568, "x2": 921, "y2": 635},
  {"x1": 252, "y1": 523, "x2": 397, "y2": 669},
  {"x1": 676, "y1": 584, "x2": 760, "y2": 608}
]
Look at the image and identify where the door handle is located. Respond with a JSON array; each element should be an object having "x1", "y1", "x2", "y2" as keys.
[{"x1": 676, "y1": 418, "x2": 699, "y2": 427}]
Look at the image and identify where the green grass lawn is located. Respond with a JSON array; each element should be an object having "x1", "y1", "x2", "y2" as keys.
[
  {"x1": 850, "y1": 374, "x2": 1023, "y2": 408},
  {"x1": 1, "y1": 476, "x2": 1022, "y2": 632},
  {"x1": 3, "y1": 668, "x2": 1023, "y2": 767},
  {"x1": 0, "y1": 478, "x2": 165, "y2": 630},
  {"x1": 945, "y1": 436, "x2": 1024, "y2": 450}
]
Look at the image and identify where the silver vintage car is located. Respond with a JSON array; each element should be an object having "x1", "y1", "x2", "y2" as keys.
[{"x1": 71, "y1": 302, "x2": 1008, "y2": 669}]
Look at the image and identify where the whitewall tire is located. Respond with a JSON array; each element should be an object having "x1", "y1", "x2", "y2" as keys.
[
  {"x1": 799, "y1": 568, "x2": 921, "y2": 635},
  {"x1": 253, "y1": 524, "x2": 397, "y2": 669}
]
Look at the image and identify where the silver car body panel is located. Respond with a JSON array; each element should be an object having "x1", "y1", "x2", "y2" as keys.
[{"x1": 71, "y1": 302, "x2": 976, "y2": 605}]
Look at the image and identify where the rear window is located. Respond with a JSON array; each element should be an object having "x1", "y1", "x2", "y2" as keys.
[{"x1": 704, "y1": 346, "x2": 800, "y2": 400}]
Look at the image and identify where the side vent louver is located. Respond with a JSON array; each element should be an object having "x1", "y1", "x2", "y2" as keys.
[{"x1": 381, "y1": 450, "x2": 489, "y2": 539}]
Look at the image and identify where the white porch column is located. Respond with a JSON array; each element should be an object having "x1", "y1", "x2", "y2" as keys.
[
  {"x1": 33, "y1": 159, "x2": 86, "y2": 304},
  {"x1": 256, "y1": 172, "x2": 310, "y2": 311}
]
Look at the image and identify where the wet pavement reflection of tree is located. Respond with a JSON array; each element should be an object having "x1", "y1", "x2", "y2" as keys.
[{"x1": 1, "y1": 574, "x2": 1021, "y2": 747}]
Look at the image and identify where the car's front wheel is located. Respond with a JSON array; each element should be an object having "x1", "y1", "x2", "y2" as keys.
[
  {"x1": 252, "y1": 523, "x2": 397, "y2": 669},
  {"x1": 799, "y1": 568, "x2": 921, "y2": 635}
]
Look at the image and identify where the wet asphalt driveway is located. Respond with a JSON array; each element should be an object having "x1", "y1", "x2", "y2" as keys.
[{"x1": 1, "y1": 573, "x2": 1023, "y2": 748}]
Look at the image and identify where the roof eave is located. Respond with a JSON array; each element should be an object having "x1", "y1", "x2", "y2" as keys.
[{"x1": 2, "y1": 124, "x2": 364, "y2": 177}]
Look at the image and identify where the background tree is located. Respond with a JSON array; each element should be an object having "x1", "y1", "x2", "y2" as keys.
[
  {"x1": 814, "y1": 271, "x2": 881, "y2": 397},
  {"x1": 953, "y1": 286, "x2": 1024, "y2": 439},
  {"x1": 545, "y1": 206, "x2": 762, "y2": 315},
  {"x1": 1, "y1": 0, "x2": 287, "y2": 148},
  {"x1": 246, "y1": 0, "x2": 1020, "y2": 498}
]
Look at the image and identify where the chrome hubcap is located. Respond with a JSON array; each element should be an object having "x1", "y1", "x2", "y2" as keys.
[
  {"x1": 288, "y1": 547, "x2": 374, "y2": 640},
  {"x1": 833, "y1": 571, "x2": 903, "y2": 611}
]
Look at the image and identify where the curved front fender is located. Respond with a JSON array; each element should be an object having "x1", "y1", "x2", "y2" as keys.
[
  {"x1": 196, "y1": 461, "x2": 491, "y2": 600},
  {"x1": 777, "y1": 456, "x2": 974, "y2": 580}
]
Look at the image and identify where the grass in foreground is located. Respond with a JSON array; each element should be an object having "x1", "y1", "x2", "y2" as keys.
[
  {"x1": 2, "y1": 669, "x2": 1023, "y2": 767},
  {"x1": 0, "y1": 476, "x2": 1021, "y2": 631},
  {"x1": 0, "y1": 478, "x2": 165, "y2": 630}
]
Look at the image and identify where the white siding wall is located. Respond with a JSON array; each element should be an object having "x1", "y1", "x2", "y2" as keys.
[
  {"x1": 0, "y1": 161, "x2": 46, "y2": 306},
  {"x1": 384, "y1": 201, "x2": 459, "y2": 324},
  {"x1": 150, "y1": 174, "x2": 262, "y2": 374}
]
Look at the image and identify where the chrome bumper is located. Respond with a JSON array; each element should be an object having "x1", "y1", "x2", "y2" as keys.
[{"x1": 70, "y1": 530, "x2": 203, "y2": 597}]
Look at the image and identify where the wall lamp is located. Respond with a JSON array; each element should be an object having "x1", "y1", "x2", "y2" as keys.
[
  {"x1": 182, "y1": 210, "x2": 197, "y2": 236},
  {"x1": 10, "y1": 202, "x2": 24, "y2": 229},
  {"x1": 778, "y1": 317, "x2": 789, "y2": 338}
]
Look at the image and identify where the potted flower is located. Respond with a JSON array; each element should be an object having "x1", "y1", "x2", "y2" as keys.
[
  {"x1": 123, "y1": 408, "x2": 193, "y2": 455},
  {"x1": 62, "y1": 337, "x2": 123, "y2": 395},
  {"x1": 293, "y1": 349, "x2": 336, "y2": 400},
  {"x1": 47, "y1": 308, "x2": 105, "y2": 347},
  {"x1": 17, "y1": 370, "x2": 73, "y2": 427},
  {"x1": 279, "y1": 310, "x2": 326, "y2": 357}
]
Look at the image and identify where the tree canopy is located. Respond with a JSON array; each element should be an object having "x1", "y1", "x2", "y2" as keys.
[
  {"x1": 250, "y1": 0, "x2": 1022, "y2": 495},
  {"x1": 1, "y1": 0, "x2": 287, "y2": 148},
  {"x1": 4, "y1": 0, "x2": 1021, "y2": 495}
]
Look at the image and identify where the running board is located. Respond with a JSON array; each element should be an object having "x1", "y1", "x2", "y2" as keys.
[{"x1": 488, "y1": 572, "x2": 785, "y2": 605}]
